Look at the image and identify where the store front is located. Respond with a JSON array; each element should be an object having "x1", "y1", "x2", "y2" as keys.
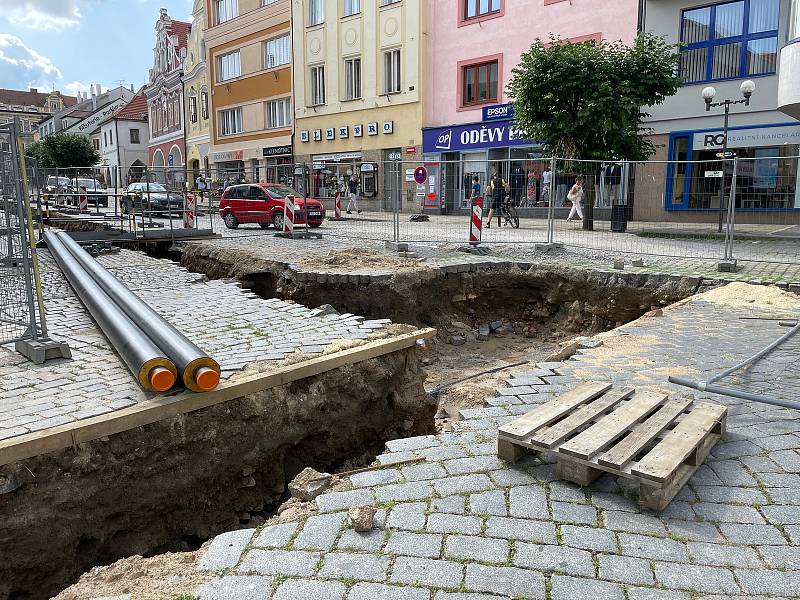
[
  {"x1": 261, "y1": 144, "x2": 294, "y2": 185},
  {"x1": 212, "y1": 150, "x2": 245, "y2": 186},
  {"x1": 422, "y1": 104, "x2": 542, "y2": 213},
  {"x1": 310, "y1": 152, "x2": 366, "y2": 199},
  {"x1": 666, "y1": 123, "x2": 800, "y2": 212}
]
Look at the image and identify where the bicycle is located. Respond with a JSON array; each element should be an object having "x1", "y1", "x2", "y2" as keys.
[{"x1": 500, "y1": 198, "x2": 520, "y2": 229}]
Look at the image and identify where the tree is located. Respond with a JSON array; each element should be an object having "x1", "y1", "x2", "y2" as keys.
[
  {"x1": 507, "y1": 34, "x2": 681, "y2": 162},
  {"x1": 26, "y1": 132, "x2": 101, "y2": 172}
]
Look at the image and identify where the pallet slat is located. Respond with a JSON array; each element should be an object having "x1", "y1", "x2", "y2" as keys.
[
  {"x1": 530, "y1": 386, "x2": 635, "y2": 449},
  {"x1": 631, "y1": 403, "x2": 728, "y2": 483},
  {"x1": 597, "y1": 397, "x2": 693, "y2": 469},
  {"x1": 558, "y1": 390, "x2": 668, "y2": 460},
  {"x1": 497, "y1": 382, "x2": 612, "y2": 441}
]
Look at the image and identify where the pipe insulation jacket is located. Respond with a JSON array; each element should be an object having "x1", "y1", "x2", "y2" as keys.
[
  {"x1": 44, "y1": 231, "x2": 177, "y2": 393},
  {"x1": 52, "y1": 231, "x2": 220, "y2": 392}
]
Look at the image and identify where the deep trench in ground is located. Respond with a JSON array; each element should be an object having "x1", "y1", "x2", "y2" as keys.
[{"x1": 3, "y1": 241, "x2": 705, "y2": 600}]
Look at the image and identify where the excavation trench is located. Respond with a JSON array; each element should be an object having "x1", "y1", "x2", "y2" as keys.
[{"x1": 3, "y1": 241, "x2": 704, "y2": 600}]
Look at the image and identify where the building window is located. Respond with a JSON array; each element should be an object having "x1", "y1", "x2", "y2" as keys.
[
  {"x1": 189, "y1": 96, "x2": 198, "y2": 123},
  {"x1": 679, "y1": 0, "x2": 779, "y2": 84},
  {"x1": 103, "y1": 131, "x2": 107, "y2": 147},
  {"x1": 201, "y1": 91, "x2": 209, "y2": 119},
  {"x1": 384, "y1": 49, "x2": 401, "y2": 94},
  {"x1": 381, "y1": 0, "x2": 401, "y2": 5},
  {"x1": 310, "y1": 65, "x2": 326, "y2": 105},
  {"x1": 262, "y1": 0, "x2": 278, "y2": 5},
  {"x1": 219, "y1": 107, "x2": 243, "y2": 135},
  {"x1": 264, "y1": 34, "x2": 290, "y2": 68},
  {"x1": 267, "y1": 98, "x2": 292, "y2": 128},
  {"x1": 344, "y1": 0, "x2": 360, "y2": 16},
  {"x1": 309, "y1": 0, "x2": 324, "y2": 25},
  {"x1": 464, "y1": 0, "x2": 500, "y2": 20},
  {"x1": 214, "y1": 0, "x2": 238, "y2": 24},
  {"x1": 93, "y1": 138, "x2": 99, "y2": 151},
  {"x1": 462, "y1": 59, "x2": 499, "y2": 106},
  {"x1": 216, "y1": 51, "x2": 241, "y2": 82},
  {"x1": 344, "y1": 57, "x2": 362, "y2": 100},
  {"x1": 130, "y1": 128, "x2": 140, "y2": 144}
]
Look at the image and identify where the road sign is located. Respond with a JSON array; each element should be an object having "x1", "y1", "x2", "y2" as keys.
[
  {"x1": 414, "y1": 166, "x2": 428, "y2": 184},
  {"x1": 705, "y1": 170, "x2": 724, "y2": 178},
  {"x1": 168, "y1": 153, "x2": 174, "y2": 166}
]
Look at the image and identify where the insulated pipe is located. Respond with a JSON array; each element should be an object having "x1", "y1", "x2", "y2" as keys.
[
  {"x1": 668, "y1": 375, "x2": 800, "y2": 411},
  {"x1": 44, "y1": 232, "x2": 177, "y2": 393},
  {"x1": 52, "y1": 231, "x2": 220, "y2": 392}
]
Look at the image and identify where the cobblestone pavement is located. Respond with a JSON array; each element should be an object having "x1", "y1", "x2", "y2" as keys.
[
  {"x1": 191, "y1": 293, "x2": 800, "y2": 600},
  {"x1": 0, "y1": 249, "x2": 392, "y2": 442}
]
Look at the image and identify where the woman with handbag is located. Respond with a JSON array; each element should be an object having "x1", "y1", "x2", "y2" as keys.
[{"x1": 566, "y1": 176, "x2": 584, "y2": 221}]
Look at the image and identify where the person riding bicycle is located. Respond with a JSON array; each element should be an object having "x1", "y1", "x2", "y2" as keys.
[{"x1": 485, "y1": 172, "x2": 506, "y2": 229}]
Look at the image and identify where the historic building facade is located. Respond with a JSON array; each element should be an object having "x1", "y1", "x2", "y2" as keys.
[{"x1": 184, "y1": 0, "x2": 211, "y2": 184}]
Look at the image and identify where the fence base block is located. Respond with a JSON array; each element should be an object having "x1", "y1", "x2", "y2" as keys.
[
  {"x1": 534, "y1": 242, "x2": 564, "y2": 251},
  {"x1": 15, "y1": 337, "x2": 72, "y2": 365},
  {"x1": 274, "y1": 231, "x2": 323, "y2": 240},
  {"x1": 386, "y1": 241, "x2": 409, "y2": 253},
  {"x1": 718, "y1": 260, "x2": 739, "y2": 273},
  {"x1": 458, "y1": 245, "x2": 490, "y2": 256}
]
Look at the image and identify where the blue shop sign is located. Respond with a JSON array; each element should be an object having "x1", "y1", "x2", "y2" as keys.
[
  {"x1": 482, "y1": 103, "x2": 514, "y2": 121},
  {"x1": 423, "y1": 120, "x2": 533, "y2": 153}
]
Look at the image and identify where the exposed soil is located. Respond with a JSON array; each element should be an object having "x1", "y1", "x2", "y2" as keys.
[{"x1": 300, "y1": 247, "x2": 427, "y2": 271}]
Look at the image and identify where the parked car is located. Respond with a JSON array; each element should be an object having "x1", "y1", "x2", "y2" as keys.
[
  {"x1": 69, "y1": 178, "x2": 109, "y2": 207},
  {"x1": 219, "y1": 183, "x2": 325, "y2": 230},
  {"x1": 121, "y1": 182, "x2": 184, "y2": 216},
  {"x1": 44, "y1": 176, "x2": 74, "y2": 202}
]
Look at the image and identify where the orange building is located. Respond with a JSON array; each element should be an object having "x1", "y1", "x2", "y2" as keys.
[{"x1": 205, "y1": 0, "x2": 294, "y2": 185}]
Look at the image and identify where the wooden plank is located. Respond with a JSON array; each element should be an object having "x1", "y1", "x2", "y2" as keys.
[
  {"x1": 497, "y1": 382, "x2": 612, "y2": 440},
  {"x1": 597, "y1": 397, "x2": 693, "y2": 469},
  {"x1": 557, "y1": 459, "x2": 603, "y2": 486},
  {"x1": 530, "y1": 386, "x2": 634, "y2": 449},
  {"x1": 631, "y1": 402, "x2": 728, "y2": 483},
  {"x1": 558, "y1": 390, "x2": 668, "y2": 460},
  {"x1": 497, "y1": 438, "x2": 529, "y2": 463},
  {"x1": 0, "y1": 328, "x2": 437, "y2": 467}
]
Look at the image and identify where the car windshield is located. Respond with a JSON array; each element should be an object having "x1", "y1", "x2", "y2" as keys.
[
  {"x1": 76, "y1": 179, "x2": 102, "y2": 189},
  {"x1": 265, "y1": 185, "x2": 301, "y2": 199},
  {"x1": 134, "y1": 183, "x2": 167, "y2": 193}
]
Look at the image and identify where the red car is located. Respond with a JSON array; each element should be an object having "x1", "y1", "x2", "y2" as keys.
[{"x1": 219, "y1": 183, "x2": 326, "y2": 230}]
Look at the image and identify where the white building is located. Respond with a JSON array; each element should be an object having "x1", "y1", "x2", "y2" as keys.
[
  {"x1": 38, "y1": 85, "x2": 135, "y2": 140},
  {"x1": 98, "y1": 88, "x2": 150, "y2": 189}
]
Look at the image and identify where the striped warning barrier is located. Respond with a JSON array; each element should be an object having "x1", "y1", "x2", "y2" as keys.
[
  {"x1": 335, "y1": 191, "x2": 342, "y2": 219},
  {"x1": 284, "y1": 194, "x2": 295, "y2": 238},
  {"x1": 470, "y1": 197, "x2": 483, "y2": 246},
  {"x1": 183, "y1": 193, "x2": 196, "y2": 229},
  {"x1": 79, "y1": 186, "x2": 88, "y2": 214}
]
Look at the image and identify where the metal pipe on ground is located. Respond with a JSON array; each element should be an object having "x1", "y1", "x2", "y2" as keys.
[
  {"x1": 52, "y1": 230, "x2": 220, "y2": 392},
  {"x1": 44, "y1": 231, "x2": 177, "y2": 393},
  {"x1": 668, "y1": 375, "x2": 800, "y2": 411}
]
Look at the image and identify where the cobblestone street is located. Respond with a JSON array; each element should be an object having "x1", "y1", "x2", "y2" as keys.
[{"x1": 183, "y1": 288, "x2": 800, "y2": 600}]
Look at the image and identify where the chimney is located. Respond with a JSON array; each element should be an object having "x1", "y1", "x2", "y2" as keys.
[
  {"x1": 29, "y1": 87, "x2": 38, "y2": 94},
  {"x1": 130, "y1": 84, "x2": 134, "y2": 92},
  {"x1": 91, "y1": 85, "x2": 97, "y2": 110},
  {"x1": 95, "y1": 83, "x2": 102, "y2": 96}
]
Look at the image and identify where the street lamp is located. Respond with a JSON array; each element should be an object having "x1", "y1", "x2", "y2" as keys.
[{"x1": 702, "y1": 80, "x2": 756, "y2": 232}]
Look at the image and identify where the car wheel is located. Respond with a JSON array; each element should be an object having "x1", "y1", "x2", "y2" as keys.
[
  {"x1": 272, "y1": 212, "x2": 284, "y2": 231},
  {"x1": 223, "y1": 212, "x2": 239, "y2": 229},
  {"x1": 258, "y1": 222, "x2": 270, "y2": 229}
]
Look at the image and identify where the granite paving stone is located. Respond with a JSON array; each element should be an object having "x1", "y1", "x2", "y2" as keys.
[
  {"x1": 485, "y1": 516, "x2": 557, "y2": 544},
  {"x1": 551, "y1": 501, "x2": 597, "y2": 526},
  {"x1": 559, "y1": 524, "x2": 618, "y2": 552},
  {"x1": 550, "y1": 575, "x2": 624, "y2": 600},
  {"x1": 195, "y1": 575, "x2": 273, "y2": 600},
  {"x1": 236, "y1": 549, "x2": 321, "y2": 576},
  {"x1": 348, "y1": 583, "x2": 431, "y2": 600},
  {"x1": 386, "y1": 502, "x2": 427, "y2": 530},
  {"x1": 653, "y1": 562, "x2": 741, "y2": 594},
  {"x1": 426, "y1": 513, "x2": 483, "y2": 535},
  {"x1": 508, "y1": 486, "x2": 550, "y2": 520},
  {"x1": 336, "y1": 528, "x2": 385, "y2": 552},
  {"x1": 385, "y1": 531, "x2": 443, "y2": 558},
  {"x1": 272, "y1": 579, "x2": 346, "y2": 600},
  {"x1": 463, "y1": 564, "x2": 545, "y2": 599},
  {"x1": 514, "y1": 542, "x2": 595, "y2": 577},
  {"x1": 598, "y1": 554, "x2": 654, "y2": 585},
  {"x1": 319, "y1": 552, "x2": 390, "y2": 582},
  {"x1": 293, "y1": 513, "x2": 347, "y2": 551},
  {"x1": 431, "y1": 495, "x2": 467, "y2": 514},
  {"x1": 445, "y1": 535, "x2": 509, "y2": 564},
  {"x1": 252, "y1": 523, "x2": 297, "y2": 549},
  {"x1": 389, "y1": 557, "x2": 464, "y2": 589},
  {"x1": 197, "y1": 529, "x2": 255, "y2": 571}
]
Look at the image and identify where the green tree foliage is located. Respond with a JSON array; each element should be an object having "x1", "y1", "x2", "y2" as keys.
[
  {"x1": 507, "y1": 34, "x2": 681, "y2": 162},
  {"x1": 26, "y1": 132, "x2": 101, "y2": 171}
]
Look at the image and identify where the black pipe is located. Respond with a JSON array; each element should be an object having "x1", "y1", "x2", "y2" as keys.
[
  {"x1": 44, "y1": 231, "x2": 177, "y2": 392},
  {"x1": 53, "y1": 231, "x2": 220, "y2": 392}
]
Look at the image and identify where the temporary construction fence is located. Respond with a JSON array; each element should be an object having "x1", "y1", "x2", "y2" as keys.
[
  {"x1": 0, "y1": 120, "x2": 69, "y2": 363},
  {"x1": 32, "y1": 154, "x2": 800, "y2": 266}
]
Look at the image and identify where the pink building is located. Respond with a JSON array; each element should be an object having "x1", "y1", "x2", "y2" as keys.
[{"x1": 424, "y1": 0, "x2": 640, "y2": 212}]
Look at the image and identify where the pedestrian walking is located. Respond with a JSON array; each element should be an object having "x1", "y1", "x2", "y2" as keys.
[
  {"x1": 566, "y1": 176, "x2": 584, "y2": 221},
  {"x1": 485, "y1": 172, "x2": 506, "y2": 229},
  {"x1": 470, "y1": 175, "x2": 482, "y2": 200},
  {"x1": 346, "y1": 173, "x2": 361, "y2": 214}
]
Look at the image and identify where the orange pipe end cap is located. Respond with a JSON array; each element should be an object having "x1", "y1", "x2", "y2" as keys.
[
  {"x1": 150, "y1": 367, "x2": 176, "y2": 392},
  {"x1": 195, "y1": 366, "x2": 220, "y2": 392}
]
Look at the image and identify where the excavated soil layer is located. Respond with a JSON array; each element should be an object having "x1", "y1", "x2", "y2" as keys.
[{"x1": 0, "y1": 347, "x2": 434, "y2": 600}]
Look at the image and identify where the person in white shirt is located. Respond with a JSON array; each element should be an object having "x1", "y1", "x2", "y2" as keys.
[{"x1": 566, "y1": 176, "x2": 584, "y2": 221}]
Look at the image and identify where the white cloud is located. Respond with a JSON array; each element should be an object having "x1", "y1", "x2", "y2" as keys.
[
  {"x1": 0, "y1": 0, "x2": 83, "y2": 30},
  {"x1": 0, "y1": 34, "x2": 63, "y2": 90}
]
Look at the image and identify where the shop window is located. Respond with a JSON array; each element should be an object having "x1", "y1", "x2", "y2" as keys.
[
  {"x1": 130, "y1": 128, "x2": 140, "y2": 144},
  {"x1": 214, "y1": 0, "x2": 238, "y2": 24},
  {"x1": 464, "y1": 0, "x2": 501, "y2": 20},
  {"x1": 310, "y1": 65, "x2": 326, "y2": 105},
  {"x1": 264, "y1": 34, "x2": 290, "y2": 69},
  {"x1": 462, "y1": 59, "x2": 499, "y2": 107},
  {"x1": 344, "y1": 0, "x2": 360, "y2": 17},
  {"x1": 219, "y1": 107, "x2": 243, "y2": 135},
  {"x1": 309, "y1": 0, "x2": 324, "y2": 25},
  {"x1": 216, "y1": 51, "x2": 241, "y2": 82},
  {"x1": 384, "y1": 49, "x2": 401, "y2": 94},
  {"x1": 267, "y1": 98, "x2": 292, "y2": 128},
  {"x1": 670, "y1": 136, "x2": 689, "y2": 205},
  {"x1": 679, "y1": 0, "x2": 779, "y2": 84},
  {"x1": 344, "y1": 57, "x2": 361, "y2": 100}
]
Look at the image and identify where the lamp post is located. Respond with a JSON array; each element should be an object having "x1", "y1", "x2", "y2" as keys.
[{"x1": 702, "y1": 80, "x2": 756, "y2": 233}]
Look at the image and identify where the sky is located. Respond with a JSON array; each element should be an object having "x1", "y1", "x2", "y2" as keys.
[{"x1": 0, "y1": 0, "x2": 194, "y2": 97}]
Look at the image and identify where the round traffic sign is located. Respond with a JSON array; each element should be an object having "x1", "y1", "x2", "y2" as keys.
[{"x1": 414, "y1": 166, "x2": 428, "y2": 184}]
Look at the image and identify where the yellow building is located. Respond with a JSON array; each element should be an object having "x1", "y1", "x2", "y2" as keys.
[
  {"x1": 291, "y1": 0, "x2": 425, "y2": 209},
  {"x1": 184, "y1": 0, "x2": 212, "y2": 182},
  {"x1": 205, "y1": 0, "x2": 294, "y2": 185}
]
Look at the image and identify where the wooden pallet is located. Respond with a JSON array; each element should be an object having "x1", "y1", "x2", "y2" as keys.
[{"x1": 497, "y1": 382, "x2": 727, "y2": 510}]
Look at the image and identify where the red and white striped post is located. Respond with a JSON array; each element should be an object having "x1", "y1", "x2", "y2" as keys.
[
  {"x1": 334, "y1": 190, "x2": 342, "y2": 219},
  {"x1": 284, "y1": 194, "x2": 295, "y2": 238},
  {"x1": 470, "y1": 197, "x2": 483, "y2": 246},
  {"x1": 183, "y1": 193, "x2": 196, "y2": 229},
  {"x1": 79, "y1": 186, "x2": 88, "y2": 214}
]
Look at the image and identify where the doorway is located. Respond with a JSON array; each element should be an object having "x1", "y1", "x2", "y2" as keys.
[{"x1": 383, "y1": 150, "x2": 403, "y2": 211}]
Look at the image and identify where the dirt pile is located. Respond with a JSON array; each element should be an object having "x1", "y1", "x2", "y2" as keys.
[
  {"x1": 698, "y1": 281, "x2": 800, "y2": 312},
  {"x1": 300, "y1": 247, "x2": 426, "y2": 271}
]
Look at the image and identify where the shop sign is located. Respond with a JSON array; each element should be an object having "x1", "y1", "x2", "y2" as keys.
[
  {"x1": 354, "y1": 124, "x2": 363, "y2": 137},
  {"x1": 300, "y1": 130, "x2": 310, "y2": 142},
  {"x1": 405, "y1": 169, "x2": 415, "y2": 182},
  {"x1": 367, "y1": 122, "x2": 379, "y2": 135},
  {"x1": 313, "y1": 129, "x2": 322, "y2": 141},
  {"x1": 693, "y1": 124, "x2": 800, "y2": 151},
  {"x1": 313, "y1": 151, "x2": 363, "y2": 162},
  {"x1": 405, "y1": 146, "x2": 417, "y2": 154},
  {"x1": 213, "y1": 150, "x2": 244, "y2": 161},
  {"x1": 339, "y1": 126, "x2": 349, "y2": 139},
  {"x1": 705, "y1": 170, "x2": 724, "y2": 178},
  {"x1": 423, "y1": 120, "x2": 532, "y2": 153},
  {"x1": 263, "y1": 145, "x2": 293, "y2": 157},
  {"x1": 383, "y1": 121, "x2": 394, "y2": 134},
  {"x1": 65, "y1": 97, "x2": 126, "y2": 135},
  {"x1": 325, "y1": 128, "x2": 335, "y2": 140},
  {"x1": 482, "y1": 103, "x2": 514, "y2": 122},
  {"x1": 388, "y1": 151, "x2": 402, "y2": 161}
]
